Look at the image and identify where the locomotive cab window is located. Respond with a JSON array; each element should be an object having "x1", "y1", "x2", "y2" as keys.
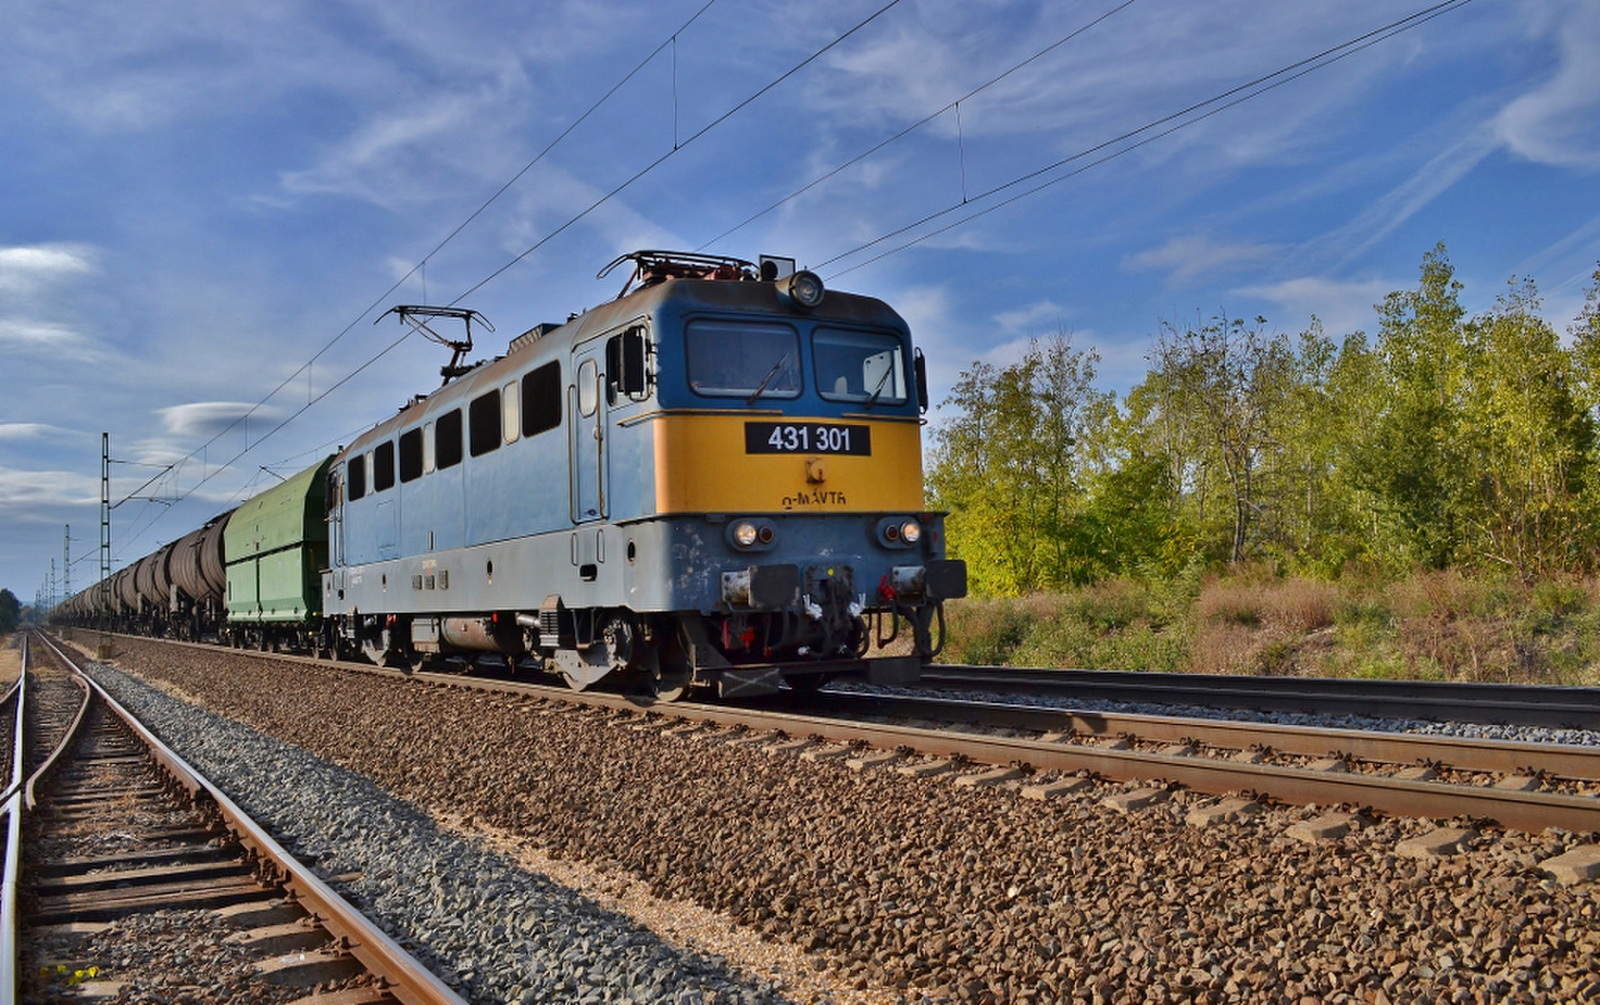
[
  {"x1": 605, "y1": 325, "x2": 650, "y2": 404},
  {"x1": 373, "y1": 440, "x2": 396, "y2": 492},
  {"x1": 814, "y1": 328, "x2": 907, "y2": 405},
  {"x1": 347, "y1": 454, "x2": 367, "y2": 501},
  {"x1": 686, "y1": 320, "x2": 800, "y2": 400},
  {"x1": 522, "y1": 362, "x2": 561, "y2": 436},
  {"x1": 436, "y1": 409, "x2": 463, "y2": 469},
  {"x1": 399, "y1": 428, "x2": 423, "y2": 483},
  {"x1": 469, "y1": 389, "x2": 501, "y2": 457}
]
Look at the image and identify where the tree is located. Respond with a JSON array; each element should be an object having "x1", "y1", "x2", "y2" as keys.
[
  {"x1": 1357, "y1": 243, "x2": 1474, "y2": 569},
  {"x1": 0, "y1": 589, "x2": 20, "y2": 633},
  {"x1": 1464, "y1": 277, "x2": 1595, "y2": 578},
  {"x1": 928, "y1": 333, "x2": 1110, "y2": 594},
  {"x1": 1144, "y1": 313, "x2": 1295, "y2": 565}
]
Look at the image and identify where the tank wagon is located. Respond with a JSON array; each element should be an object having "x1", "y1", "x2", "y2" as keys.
[{"x1": 53, "y1": 250, "x2": 966, "y2": 699}]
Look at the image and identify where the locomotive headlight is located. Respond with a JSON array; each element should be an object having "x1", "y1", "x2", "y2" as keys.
[
  {"x1": 783, "y1": 270, "x2": 825, "y2": 309},
  {"x1": 733, "y1": 521, "x2": 759, "y2": 548},
  {"x1": 900, "y1": 519, "x2": 922, "y2": 544}
]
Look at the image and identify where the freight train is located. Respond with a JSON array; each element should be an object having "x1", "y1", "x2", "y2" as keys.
[{"x1": 53, "y1": 251, "x2": 966, "y2": 698}]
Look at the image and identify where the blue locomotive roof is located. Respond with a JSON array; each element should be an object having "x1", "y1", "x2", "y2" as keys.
[{"x1": 342, "y1": 273, "x2": 912, "y2": 457}]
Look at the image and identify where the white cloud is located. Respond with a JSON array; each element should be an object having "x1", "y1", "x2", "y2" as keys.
[
  {"x1": 0, "y1": 464, "x2": 100, "y2": 510},
  {"x1": 0, "y1": 244, "x2": 97, "y2": 299},
  {"x1": 1326, "y1": 128, "x2": 1500, "y2": 270},
  {"x1": 157, "y1": 402, "x2": 280, "y2": 439},
  {"x1": 279, "y1": 94, "x2": 493, "y2": 208},
  {"x1": 1494, "y1": 3, "x2": 1600, "y2": 171},
  {"x1": 1232, "y1": 276, "x2": 1395, "y2": 336},
  {"x1": 0, "y1": 423, "x2": 66, "y2": 441},
  {"x1": 1125, "y1": 235, "x2": 1282, "y2": 285},
  {"x1": 0, "y1": 320, "x2": 86, "y2": 346},
  {"x1": 993, "y1": 300, "x2": 1069, "y2": 337}
]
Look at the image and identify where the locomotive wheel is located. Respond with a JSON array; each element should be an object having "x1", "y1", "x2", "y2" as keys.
[
  {"x1": 783, "y1": 673, "x2": 834, "y2": 695},
  {"x1": 650, "y1": 669, "x2": 693, "y2": 702},
  {"x1": 360, "y1": 634, "x2": 394, "y2": 667}
]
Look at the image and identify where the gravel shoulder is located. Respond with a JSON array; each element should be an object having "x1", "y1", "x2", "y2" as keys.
[
  {"x1": 92, "y1": 640, "x2": 1600, "y2": 1003},
  {"x1": 1, "y1": 633, "x2": 21, "y2": 685}
]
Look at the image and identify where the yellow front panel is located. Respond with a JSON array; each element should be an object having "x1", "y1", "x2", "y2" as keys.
[{"x1": 652, "y1": 413, "x2": 924, "y2": 514}]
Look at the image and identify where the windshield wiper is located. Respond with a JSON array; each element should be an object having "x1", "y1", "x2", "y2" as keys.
[
  {"x1": 745, "y1": 353, "x2": 791, "y2": 406},
  {"x1": 863, "y1": 365, "x2": 895, "y2": 411}
]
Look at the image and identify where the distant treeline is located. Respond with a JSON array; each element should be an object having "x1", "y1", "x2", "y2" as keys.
[{"x1": 929, "y1": 244, "x2": 1600, "y2": 595}]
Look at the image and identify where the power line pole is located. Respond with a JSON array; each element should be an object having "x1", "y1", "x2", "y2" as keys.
[
  {"x1": 63, "y1": 523, "x2": 71, "y2": 608},
  {"x1": 98, "y1": 432, "x2": 112, "y2": 660}
]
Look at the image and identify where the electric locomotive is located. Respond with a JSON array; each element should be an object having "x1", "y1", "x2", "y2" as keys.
[{"x1": 324, "y1": 251, "x2": 965, "y2": 697}]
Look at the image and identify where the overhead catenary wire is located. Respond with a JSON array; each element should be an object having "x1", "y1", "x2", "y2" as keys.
[
  {"x1": 450, "y1": 0, "x2": 907, "y2": 305},
  {"x1": 118, "y1": 0, "x2": 723, "y2": 537},
  {"x1": 817, "y1": 0, "x2": 1476, "y2": 278},
  {"x1": 185, "y1": 0, "x2": 910, "y2": 500},
  {"x1": 104, "y1": 0, "x2": 1472, "y2": 562},
  {"x1": 116, "y1": 0, "x2": 906, "y2": 556},
  {"x1": 697, "y1": 0, "x2": 1144, "y2": 254}
]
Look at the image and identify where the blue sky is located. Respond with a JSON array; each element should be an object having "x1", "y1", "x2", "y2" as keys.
[{"x1": 3, "y1": 0, "x2": 1597, "y2": 604}]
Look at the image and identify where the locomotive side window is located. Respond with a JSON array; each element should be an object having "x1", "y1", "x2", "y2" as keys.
[
  {"x1": 502, "y1": 382, "x2": 520, "y2": 444},
  {"x1": 686, "y1": 320, "x2": 799, "y2": 399},
  {"x1": 399, "y1": 428, "x2": 423, "y2": 483},
  {"x1": 577, "y1": 359, "x2": 598, "y2": 417},
  {"x1": 469, "y1": 389, "x2": 501, "y2": 457},
  {"x1": 522, "y1": 362, "x2": 561, "y2": 436},
  {"x1": 347, "y1": 455, "x2": 367, "y2": 501},
  {"x1": 814, "y1": 328, "x2": 907, "y2": 405},
  {"x1": 436, "y1": 409, "x2": 464, "y2": 469},
  {"x1": 373, "y1": 440, "x2": 396, "y2": 491}
]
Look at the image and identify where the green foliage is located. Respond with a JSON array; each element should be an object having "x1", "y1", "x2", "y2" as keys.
[
  {"x1": 931, "y1": 243, "x2": 1600, "y2": 593},
  {"x1": 928, "y1": 332, "x2": 1112, "y2": 594},
  {"x1": 0, "y1": 589, "x2": 19, "y2": 633}
]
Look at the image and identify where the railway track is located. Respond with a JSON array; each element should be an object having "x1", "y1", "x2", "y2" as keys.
[
  {"x1": 9, "y1": 633, "x2": 465, "y2": 1004},
  {"x1": 79, "y1": 633, "x2": 1600, "y2": 837},
  {"x1": 919, "y1": 663, "x2": 1600, "y2": 729},
  {"x1": 44, "y1": 631, "x2": 1600, "y2": 1003}
]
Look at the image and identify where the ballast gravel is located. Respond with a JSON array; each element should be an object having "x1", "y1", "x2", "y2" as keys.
[
  {"x1": 836, "y1": 681, "x2": 1600, "y2": 748},
  {"x1": 82, "y1": 659, "x2": 789, "y2": 1005},
  {"x1": 91, "y1": 640, "x2": 1600, "y2": 1004}
]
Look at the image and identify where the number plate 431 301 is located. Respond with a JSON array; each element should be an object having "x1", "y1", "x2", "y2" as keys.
[{"x1": 744, "y1": 421, "x2": 871, "y2": 456}]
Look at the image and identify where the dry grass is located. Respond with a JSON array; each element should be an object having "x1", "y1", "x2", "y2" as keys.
[
  {"x1": 940, "y1": 569, "x2": 1600, "y2": 684},
  {"x1": 1196, "y1": 577, "x2": 1335, "y2": 633}
]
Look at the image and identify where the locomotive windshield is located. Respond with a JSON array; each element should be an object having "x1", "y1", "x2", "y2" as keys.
[
  {"x1": 686, "y1": 320, "x2": 801, "y2": 399},
  {"x1": 814, "y1": 328, "x2": 907, "y2": 405}
]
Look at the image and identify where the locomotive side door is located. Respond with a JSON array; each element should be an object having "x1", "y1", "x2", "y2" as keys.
[{"x1": 570, "y1": 343, "x2": 607, "y2": 524}]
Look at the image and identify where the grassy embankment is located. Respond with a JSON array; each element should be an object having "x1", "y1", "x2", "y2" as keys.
[{"x1": 937, "y1": 569, "x2": 1600, "y2": 686}]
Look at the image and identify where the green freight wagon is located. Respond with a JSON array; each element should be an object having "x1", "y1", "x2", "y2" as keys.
[{"x1": 224, "y1": 456, "x2": 334, "y2": 651}]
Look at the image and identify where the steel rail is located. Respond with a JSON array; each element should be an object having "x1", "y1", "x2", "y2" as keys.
[
  {"x1": 81, "y1": 634, "x2": 1600, "y2": 832},
  {"x1": 0, "y1": 634, "x2": 28, "y2": 1005},
  {"x1": 19, "y1": 675, "x2": 91, "y2": 813},
  {"x1": 793, "y1": 691, "x2": 1600, "y2": 780},
  {"x1": 42, "y1": 634, "x2": 466, "y2": 1005},
  {"x1": 921, "y1": 664, "x2": 1600, "y2": 729},
  {"x1": 381, "y1": 668, "x2": 1600, "y2": 832}
]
